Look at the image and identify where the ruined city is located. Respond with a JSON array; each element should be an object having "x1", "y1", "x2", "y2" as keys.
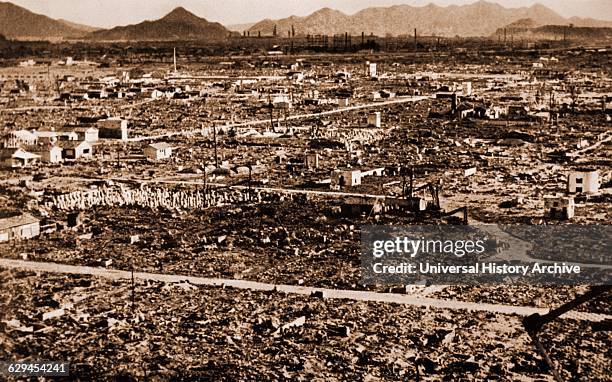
[{"x1": 0, "y1": 0, "x2": 610, "y2": 381}]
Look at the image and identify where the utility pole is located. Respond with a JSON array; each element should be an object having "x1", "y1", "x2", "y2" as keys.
[
  {"x1": 248, "y1": 165, "x2": 252, "y2": 197},
  {"x1": 130, "y1": 257, "x2": 135, "y2": 313},
  {"x1": 409, "y1": 168, "x2": 414, "y2": 198},
  {"x1": 213, "y1": 124, "x2": 218, "y2": 168},
  {"x1": 550, "y1": 89, "x2": 554, "y2": 111},
  {"x1": 203, "y1": 160, "x2": 207, "y2": 187},
  {"x1": 268, "y1": 93, "x2": 274, "y2": 131},
  {"x1": 284, "y1": 106, "x2": 288, "y2": 132}
]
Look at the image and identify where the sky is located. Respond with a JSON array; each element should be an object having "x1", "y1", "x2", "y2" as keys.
[{"x1": 6, "y1": 0, "x2": 612, "y2": 28}]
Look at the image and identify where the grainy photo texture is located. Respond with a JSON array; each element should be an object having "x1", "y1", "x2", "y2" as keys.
[{"x1": 0, "y1": 0, "x2": 610, "y2": 381}]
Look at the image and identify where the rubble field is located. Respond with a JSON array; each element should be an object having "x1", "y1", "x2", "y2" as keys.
[
  {"x1": 1, "y1": 269, "x2": 610, "y2": 381},
  {"x1": 2, "y1": 203, "x2": 609, "y2": 314},
  {"x1": 1, "y1": 45, "x2": 611, "y2": 382}
]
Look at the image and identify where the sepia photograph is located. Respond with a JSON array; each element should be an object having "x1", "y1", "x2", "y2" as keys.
[{"x1": 0, "y1": 0, "x2": 610, "y2": 380}]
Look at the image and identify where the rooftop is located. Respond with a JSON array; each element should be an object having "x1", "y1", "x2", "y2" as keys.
[
  {"x1": 0, "y1": 212, "x2": 39, "y2": 231},
  {"x1": 149, "y1": 142, "x2": 172, "y2": 150}
]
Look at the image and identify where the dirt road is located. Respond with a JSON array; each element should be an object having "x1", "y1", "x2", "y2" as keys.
[{"x1": 1, "y1": 258, "x2": 608, "y2": 322}]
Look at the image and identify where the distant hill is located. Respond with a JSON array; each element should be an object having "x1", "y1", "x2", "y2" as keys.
[
  {"x1": 537, "y1": 25, "x2": 612, "y2": 40},
  {"x1": 495, "y1": 20, "x2": 612, "y2": 41},
  {"x1": 553, "y1": 0, "x2": 612, "y2": 23},
  {"x1": 227, "y1": 22, "x2": 256, "y2": 33},
  {"x1": 566, "y1": 17, "x2": 612, "y2": 28},
  {"x1": 505, "y1": 18, "x2": 541, "y2": 29},
  {"x1": 248, "y1": 0, "x2": 612, "y2": 37},
  {"x1": 88, "y1": 7, "x2": 230, "y2": 41},
  {"x1": 58, "y1": 19, "x2": 101, "y2": 34},
  {"x1": 0, "y1": 1, "x2": 90, "y2": 40}
]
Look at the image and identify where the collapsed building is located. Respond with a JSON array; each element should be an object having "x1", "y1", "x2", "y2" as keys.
[{"x1": 567, "y1": 169, "x2": 600, "y2": 195}]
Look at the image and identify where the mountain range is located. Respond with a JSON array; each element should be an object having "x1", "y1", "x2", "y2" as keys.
[
  {"x1": 248, "y1": 1, "x2": 612, "y2": 37},
  {"x1": 1, "y1": 0, "x2": 611, "y2": 41},
  {"x1": 0, "y1": 3, "x2": 229, "y2": 41}
]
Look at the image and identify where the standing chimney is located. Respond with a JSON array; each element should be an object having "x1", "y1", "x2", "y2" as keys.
[{"x1": 173, "y1": 47, "x2": 177, "y2": 73}]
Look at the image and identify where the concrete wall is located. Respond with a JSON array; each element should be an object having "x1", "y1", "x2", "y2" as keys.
[
  {"x1": 144, "y1": 147, "x2": 172, "y2": 160},
  {"x1": 0, "y1": 222, "x2": 40, "y2": 241},
  {"x1": 98, "y1": 119, "x2": 128, "y2": 140},
  {"x1": 567, "y1": 170, "x2": 599, "y2": 194},
  {"x1": 39, "y1": 147, "x2": 63, "y2": 163},
  {"x1": 545, "y1": 197, "x2": 575, "y2": 219},
  {"x1": 367, "y1": 112, "x2": 382, "y2": 128}
]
